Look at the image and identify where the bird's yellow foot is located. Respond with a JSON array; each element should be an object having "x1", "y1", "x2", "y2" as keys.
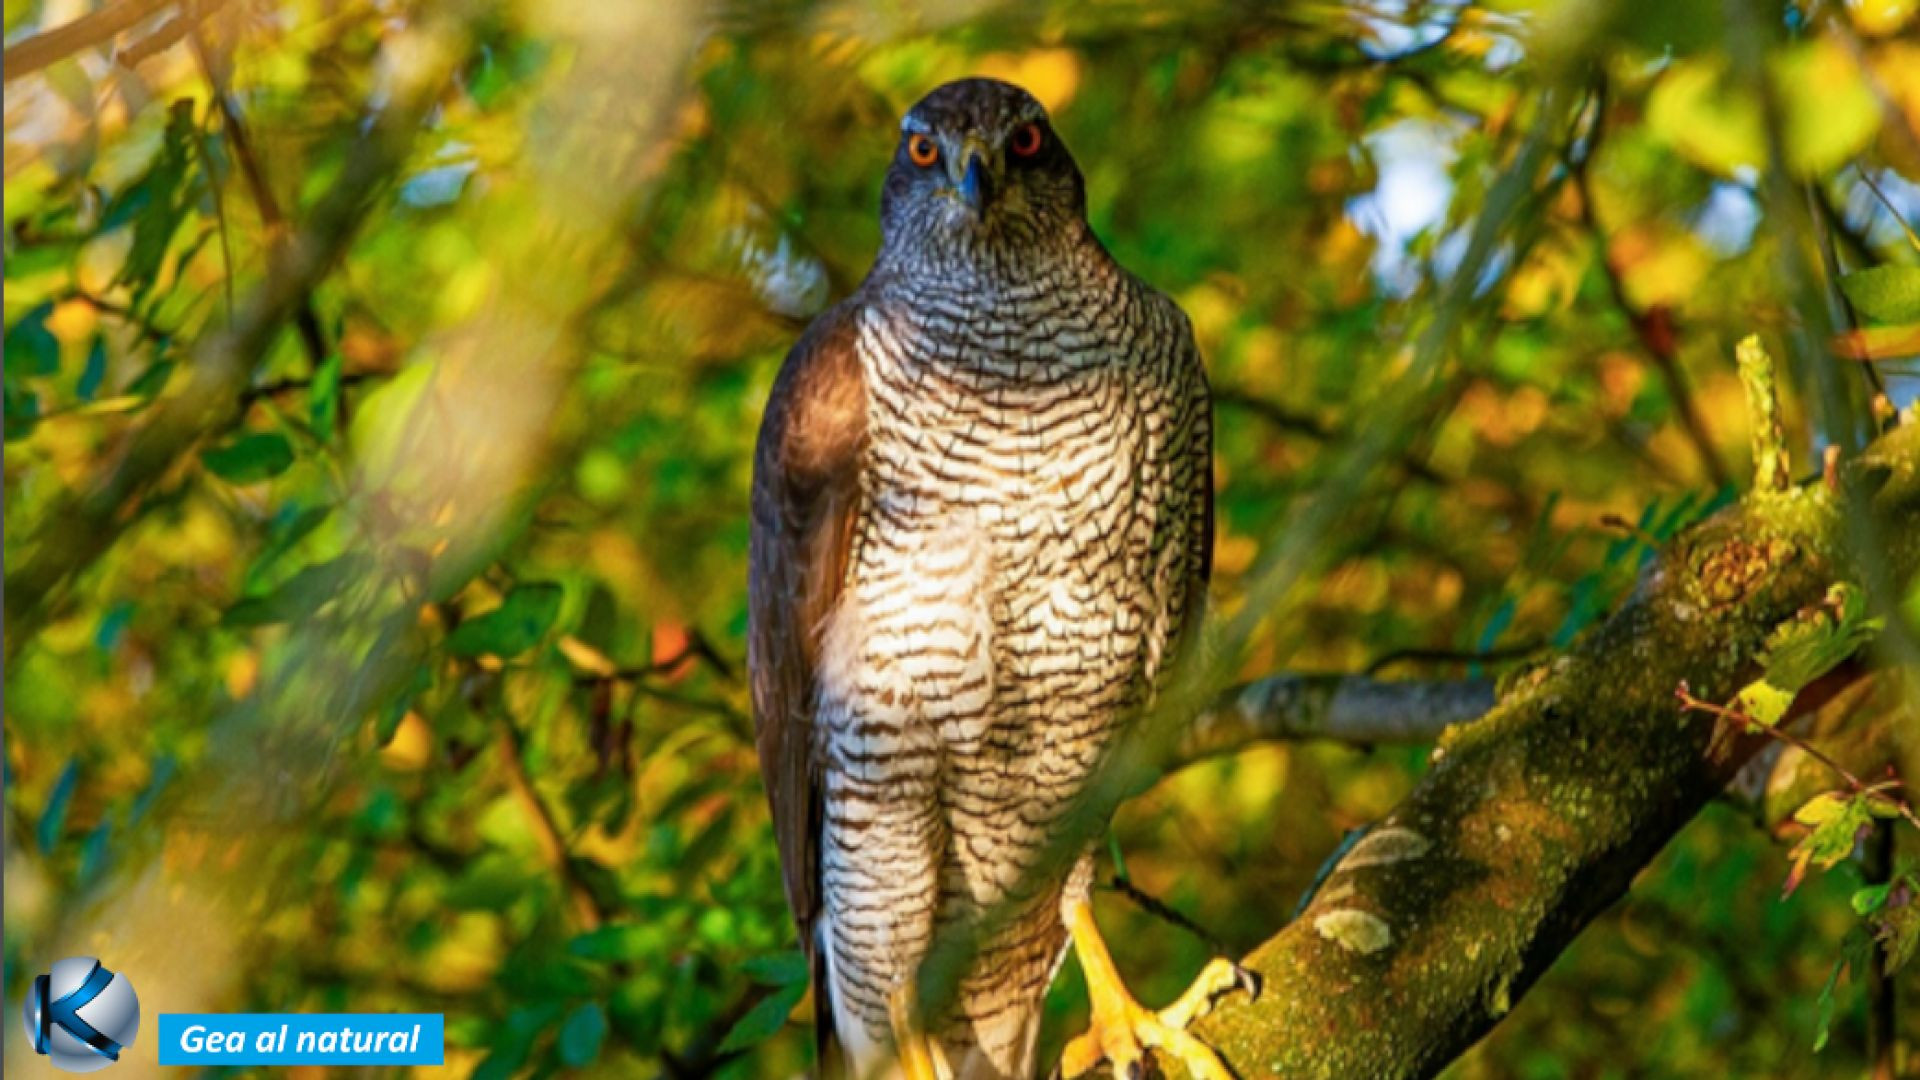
[
  {"x1": 1058, "y1": 897, "x2": 1257, "y2": 1080},
  {"x1": 888, "y1": 980, "x2": 951, "y2": 1080}
]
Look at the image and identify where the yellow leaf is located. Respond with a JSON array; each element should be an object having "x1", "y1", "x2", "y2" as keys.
[
  {"x1": 1773, "y1": 40, "x2": 1881, "y2": 175},
  {"x1": 1734, "y1": 679, "x2": 1796, "y2": 727},
  {"x1": 1647, "y1": 58, "x2": 1762, "y2": 174},
  {"x1": 1794, "y1": 792, "x2": 1849, "y2": 827},
  {"x1": 1609, "y1": 223, "x2": 1710, "y2": 311},
  {"x1": 1849, "y1": 0, "x2": 1918, "y2": 36},
  {"x1": 974, "y1": 49, "x2": 1082, "y2": 113},
  {"x1": 379, "y1": 711, "x2": 434, "y2": 772},
  {"x1": 1648, "y1": 44, "x2": 1881, "y2": 177}
]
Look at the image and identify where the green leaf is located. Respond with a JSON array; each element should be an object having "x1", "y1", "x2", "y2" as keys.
[
  {"x1": 567, "y1": 923, "x2": 670, "y2": 963},
  {"x1": 127, "y1": 359, "x2": 176, "y2": 399},
  {"x1": 1761, "y1": 584, "x2": 1882, "y2": 694},
  {"x1": 1875, "y1": 893, "x2": 1920, "y2": 975},
  {"x1": 77, "y1": 336, "x2": 107, "y2": 400},
  {"x1": 443, "y1": 853, "x2": 539, "y2": 910},
  {"x1": 1839, "y1": 266, "x2": 1920, "y2": 325},
  {"x1": 1813, "y1": 954, "x2": 1843, "y2": 1052},
  {"x1": 447, "y1": 583, "x2": 564, "y2": 658},
  {"x1": 556, "y1": 1003, "x2": 607, "y2": 1068},
  {"x1": 113, "y1": 99, "x2": 199, "y2": 298},
  {"x1": 4, "y1": 380, "x2": 41, "y2": 442},
  {"x1": 243, "y1": 504, "x2": 332, "y2": 593},
  {"x1": 112, "y1": 101, "x2": 199, "y2": 294},
  {"x1": 201, "y1": 432, "x2": 295, "y2": 483},
  {"x1": 741, "y1": 950, "x2": 809, "y2": 987},
  {"x1": 6, "y1": 302, "x2": 61, "y2": 375},
  {"x1": 224, "y1": 554, "x2": 370, "y2": 627},
  {"x1": 1853, "y1": 882, "x2": 1893, "y2": 916},
  {"x1": 717, "y1": 978, "x2": 807, "y2": 1055}
]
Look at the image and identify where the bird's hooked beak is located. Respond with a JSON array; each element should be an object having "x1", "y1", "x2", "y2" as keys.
[{"x1": 947, "y1": 134, "x2": 994, "y2": 213}]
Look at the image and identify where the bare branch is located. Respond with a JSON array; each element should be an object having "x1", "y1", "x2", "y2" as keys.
[
  {"x1": 2, "y1": 0, "x2": 173, "y2": 83},
  {"x1": 1177, "y1": 674, "x2": 1495, "y2": 766}
]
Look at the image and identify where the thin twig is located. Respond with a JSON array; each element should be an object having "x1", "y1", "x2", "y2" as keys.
[
  {"x1": 1676, "y1": 686, "x2": 1920, "y2": 834},
  {"x1": 495, "y1": 714, "x2": 604, "y2": 930},
  {"x1": 1597, "y1": 512, "x2": 1662, "y2": 548},
  {"x1": 113, "y1": 0, "x2": 227, "y2": 69},
  {"x1": 570, "y1": 629, "x2": 739, "y2": 686},
  {"x1": 239, "y1": 371, "x2": 376, "y2": 405},
  {"x1": 1854, "y1": 165, "x2": 1920, "y2": 254},
  {"x1": 1571, "y1": 77, "x2": 1731, "y2": 488},
  {"x1": 188, "y1": 21, "x2": 330, "y2": 368},
  {"x1": 1105, "y1": 873, "x2": 1236, "y2": 958},
  {"x1": 1214, "y1": 388, "x2": 1451, "y2": 487},
  {"x1": 68, "y1": 288, "x2": 175, "y2": 345},
  {"x1": 1364, "y1": 643, "x2": 1544, "y2": 676},
  {"x1": 1807, "y1": 180, "x2": 1888, "y2": 400}
]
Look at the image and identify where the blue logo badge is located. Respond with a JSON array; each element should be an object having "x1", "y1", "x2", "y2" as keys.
[{"x1": 22, "y1": 957, "x2": 141, "y2": 1073}]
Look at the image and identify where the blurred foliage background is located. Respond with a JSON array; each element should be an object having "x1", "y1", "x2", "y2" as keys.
[{"x1": 5, "y1": 0, "x2": 1920, "y2": 1077}]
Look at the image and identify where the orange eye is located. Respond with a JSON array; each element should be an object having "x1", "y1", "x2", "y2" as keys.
[
  {"x1": 907, "y1": 133, "x2": 939, "y2": 167},
  {"x1": 1010, "y1": 122, "x2": 1043, "y2": 158}
]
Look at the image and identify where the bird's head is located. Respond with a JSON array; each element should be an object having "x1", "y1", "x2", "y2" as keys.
[{"x1": 878, "y1": 78, "x2": 1087, "y2": 264}]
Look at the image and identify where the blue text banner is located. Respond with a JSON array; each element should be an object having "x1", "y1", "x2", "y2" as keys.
[{"x1": 157, "y1": 1013, "x2": 444, "y2": 1065}]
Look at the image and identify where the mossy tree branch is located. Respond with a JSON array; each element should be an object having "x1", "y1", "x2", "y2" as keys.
[{"x1": 1174, "y1": 416, "x2": 1920, "y2": 1079}]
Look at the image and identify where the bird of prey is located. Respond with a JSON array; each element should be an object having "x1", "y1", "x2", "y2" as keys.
[{"x1": 749, "y1": 77, "x2": 1234, "y2": 1080}]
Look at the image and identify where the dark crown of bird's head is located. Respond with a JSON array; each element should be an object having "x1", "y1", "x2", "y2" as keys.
[{"x1": 877, "y1": 77, "x2": 1090, "y2": 274}]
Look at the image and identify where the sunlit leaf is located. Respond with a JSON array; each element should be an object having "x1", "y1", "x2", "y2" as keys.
[
  {"x1": 1732, "y1": 679, "x2": 1794, "y2": 727},
  {"x1": 1854, "y1": 881, "x2": 1893, "y2": 915},
  {"x1": 1772, "y1": 40, "x2": 1880, "y2": 175},
  {"x1": 1786, "y1": 792, "x2": 1873, "y2": 896},
  {"x1": 1839, "y1": 266, "x2": 1920, "y2": 325},
  {"x1": 1645, "y1": 59, "x2": 1762, "y2": 175}
]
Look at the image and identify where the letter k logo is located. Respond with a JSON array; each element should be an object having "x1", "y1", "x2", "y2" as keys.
[{"x1": 34, "y1": 961, "x2": 123, "y2": 1061}]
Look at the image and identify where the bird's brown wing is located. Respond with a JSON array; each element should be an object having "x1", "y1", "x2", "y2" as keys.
[{"x1": 747, "y1": 300, "x2": 866, "y2": 1068}]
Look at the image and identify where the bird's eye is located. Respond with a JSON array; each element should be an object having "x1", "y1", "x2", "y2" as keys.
[
  {"x1": 907, "y1": 133, "x2": 939, "y2": 168},
  {"x1": 1010, "y1": 123, "x2": 1044, "y2": 158}
]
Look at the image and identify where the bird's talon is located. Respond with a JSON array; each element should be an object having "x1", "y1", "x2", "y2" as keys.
[
  {"x1": 1232, "y1": 964, "x2": 1263, "y2": 1003},
  {"x1": 1060, "y1": 899, "x2": 1246, "y2": 1080}
]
